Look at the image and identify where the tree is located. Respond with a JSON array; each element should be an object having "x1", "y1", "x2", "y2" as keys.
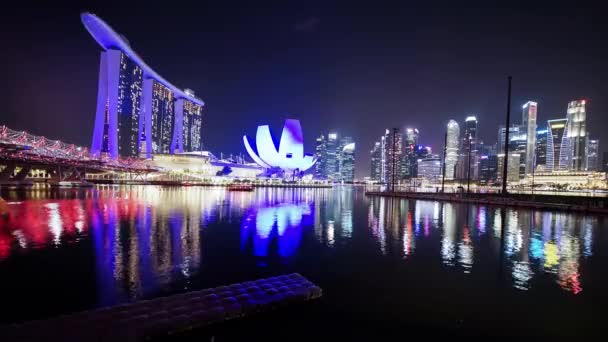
[{"x1": 216, "y1": 166, "x2": 232, "y2": 176}]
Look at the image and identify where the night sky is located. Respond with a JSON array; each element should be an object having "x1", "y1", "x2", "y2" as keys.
[{"x1": 2, "y1": 1, "x2": 607, "y2": 178}]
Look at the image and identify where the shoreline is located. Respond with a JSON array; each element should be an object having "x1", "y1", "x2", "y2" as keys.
[{"x1": 365, "y1": 191, "x2": 608, "y2": 215}]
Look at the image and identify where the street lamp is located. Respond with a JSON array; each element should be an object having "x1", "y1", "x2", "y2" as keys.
[
  {"x1": 501, "y1": 76, "x2": 512, "y2": 195},
  {"x1": 531, "y1": 153, "x2": 536, "y2": 197},
  {"x1": 466, "y1": 132, "x2": 472, "y2": 194},
  {"x1": 441, "y1": 130, "x2": 447, "y2": 193}
]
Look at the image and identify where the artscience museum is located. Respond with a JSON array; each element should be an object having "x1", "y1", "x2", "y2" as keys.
[{"x1": 243, "y1": 119, "x2": 317, "y2": 173}]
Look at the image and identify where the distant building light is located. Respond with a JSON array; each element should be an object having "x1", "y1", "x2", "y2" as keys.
[
  {"x1": 465, "y1": 116, "x2": 477, "y2": 122},
  {"x1": 328, "y1": 133, "x2": 337, "y2": 140}
]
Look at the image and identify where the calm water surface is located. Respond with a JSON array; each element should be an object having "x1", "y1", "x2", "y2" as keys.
[{"x1": 0, "y1": 185, "x2": 606, "y2": 337}]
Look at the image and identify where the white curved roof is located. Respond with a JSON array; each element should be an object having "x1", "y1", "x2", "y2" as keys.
[{"x1": 81, "y1": 12, "x2": 204, "y2": 106}]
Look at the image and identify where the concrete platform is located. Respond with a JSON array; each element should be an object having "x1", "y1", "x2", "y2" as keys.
[{"x1": 1, "y1": 273, "x2": 322, "y2": 342}]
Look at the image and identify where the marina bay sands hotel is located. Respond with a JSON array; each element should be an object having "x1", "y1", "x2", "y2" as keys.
[{"x1": 82, "y1": 13, "x2": 204, "y2": 159}]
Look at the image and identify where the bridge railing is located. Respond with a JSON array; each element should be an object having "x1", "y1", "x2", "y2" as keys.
[{"x1": 0, "y1": 125, "x2": 156, "y2": 172}]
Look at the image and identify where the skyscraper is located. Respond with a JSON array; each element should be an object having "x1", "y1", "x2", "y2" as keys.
[
  {"x1": 381, "y1": 131, "x2": 388, "y2": 183},
  {"x1": 546, "y1": 119, "x2": 570, "y2": 171},
  {"x1": 603, "y1": 152, "x2": 608, "y2": 172},
  {"x1": 417, "y1": 155, "x2": 442, "y2": 181},
  {"x1": 370, "y1": 141, "x2": 382, "y2": 182},
  {"x1": 586, "y1": 139, "x2": 599, "y2": 171},
  {"x1": 445, "y1": 120, "x2": 460, "y2": 180},
  {"x1": 522, "y1": 101, "x2": 538, "y2": 175},
  {"x1": 339, "y1": 142, "x2": 356, "y2": 182},
  {"x1": 479, "y1": 155, "x2": 498, "y2": 184},
  {"x1": 402, "y1": 128, "x2": 419, "y2": 179},
  {"x1": 83, "y1": 13, "x2": 205, "y2": 159},
  {"x1": 385, "y1": 128, "x2": 403, "y2": 187},
  {"x1": 497, "y1": 125, "x2": 520, "y2": 155},
  {"x1": 325, "y1": 132, "x2": 339, "y2": 180},
  {"x1": 566, "y1": 100, "x2": 587, "y2": 171},
  {"x1": 509, "y1": 130, "x2": 527, "y2": 178},
  {"x1": 314, "y1": 134, "x2": 327, "y2": 178},
  {"x1": 151, "y1": 81, "x2": 174, "y2": 154},
  {"x1": 535, "y1": 127, "x2": 548, "y2": 171},
  {"x1": 457, "y1": 116, "x2": 478, "y2": 180},
  {"x1": 178, "y1": 94, "x2": 203, "y2": 152},
  {"x1": 497, "y1": 153, "x2": 521, "y2": 184}
]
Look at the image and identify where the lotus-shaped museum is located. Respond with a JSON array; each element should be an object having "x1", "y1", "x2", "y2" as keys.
[{"x1": 243, "y1": 119, "x2": 316, "y2": 171}]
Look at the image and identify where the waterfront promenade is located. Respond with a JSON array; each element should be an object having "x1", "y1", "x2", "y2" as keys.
[
  {"x1": 2, "y1": 273, "x2": 322, "y2": 342},
  {"x1": 365, "y1": 191, "x2": 608, "y2": 214}
]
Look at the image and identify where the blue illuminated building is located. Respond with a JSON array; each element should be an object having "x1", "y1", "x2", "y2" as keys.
[
  {"x1": 243, "y1": 119, "x2": 317, "y2": 172},
  {"x1": 82, "y1": 13, "x2": 204, "y2": 159}
]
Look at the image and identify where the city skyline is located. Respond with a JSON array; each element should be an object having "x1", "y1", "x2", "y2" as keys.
[{"x1": 2, "y1": 3, "x2": 608, "y2": 178}]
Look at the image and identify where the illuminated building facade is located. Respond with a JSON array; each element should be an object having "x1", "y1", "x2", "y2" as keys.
[
  {"x1": 417, "y1": 155, "x2": 442, "y2": 181},
  {"x1": 372, "y1": 130, "x2": 390, "y2": 183},
  {"x1": 535, "y1": 127, "x2": 548, "y2": 171},
  {"x1": 586, "y1": 139, "x2": 599, "y2": 171},
  {"x1": 116, "y1": 51, "x2": 143, "y2": 157},
  {"x1": 370, "y1": 141, "x2": 383, "y2": 182},
  {"x1": 314, "y1": 134, "x2": 327, "y2": 178},
  {"x1": 522, "y1": 101, "x2": 538, "y2": 175},
  {"x1": 325, "y1": 132, "x2": 339, "y2": 180},
  {"x1": 385, "y1": 128, "x2": 403, "y2": 186},
  {"x1": 498, "y1": 125, "x2": 520, "y2": 155},
  {"x1": 243, "y1": 119, "x2": 316, "y2": 172},
  {"x1": 151, "y1": 81, "x2": 174, "y2": 154},
  {"x1": 566, "y1": 100, "x2": 587, "y2": 171},
  {"x1": 479, "y1": 155, "x2": 498, "y2": 184},
  {"x1": 457, "y1": 116, "x2": 478, "y2": 180},
  {"x1": 402, "y1": 128, "x2": 419, "y2": 179},
  {"x1": 509, "y1": 130, "x2": 527, "y2": 178},
  {"x1": 83, "y1": 13, "x2": 204, "y2": 159},
  {"x1": 339, "y1": 141, "x2": 356, "y2": 182},
  {"x1": 546, "y1": 119, "x2": 569, "y2": 172},
  {"x1": 179, "y1": 96, "x2": 203, "y2": 152},
  {"x1": 497, "y1": 153, "x2": 521, "y2": 184},
  {"x1": 445, "y1": 120, "x2": 460, "y2": 180},
  {"x1": 313, "y1": 133, "x2": 356, "y2": 181}
]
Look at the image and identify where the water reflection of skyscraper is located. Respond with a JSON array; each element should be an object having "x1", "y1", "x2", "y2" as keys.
[
  {"x1": 313, "y1": 188, "x2": 354, "y2": 247},
  {"x1": 366, "y1": 198, "x2": 595, "y2": 293},
  {"x1": 441, "y1": 204, "x2": 457, "y2": 266},
  {"x1": 90, "y1": 196, "x2": 205, "y2": 305}
]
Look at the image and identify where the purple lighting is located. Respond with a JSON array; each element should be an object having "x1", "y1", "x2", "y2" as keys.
[
  {"x1": 81, "y1": 13, "x2": 204, "y2": 106},
  {"x1": 241, "y1": 202, "x2": 313, "y2": 259},
  {"x1": 243, "y1": 119, "x2": 316, "y2": 171},
  {"x1": 82, "y1": 13, "x2": 204, "y2": 159}
]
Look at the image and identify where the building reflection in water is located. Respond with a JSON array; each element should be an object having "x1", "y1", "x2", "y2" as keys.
[
  {"x1": 0, "y1": 187, "x2": 217, "y2": 306},
  {"x1": 313, "y1": 187, "x2": 353, "y2": 247},
  {"x1": 366, "y1": 196, "x2": 597, "y2": 294},
  {"x1": 0, "y1": 185, "x2": 601, "y2": 304},
  {"x1": 241, "y1": 201, "x2": 313, "y2": 260}
]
